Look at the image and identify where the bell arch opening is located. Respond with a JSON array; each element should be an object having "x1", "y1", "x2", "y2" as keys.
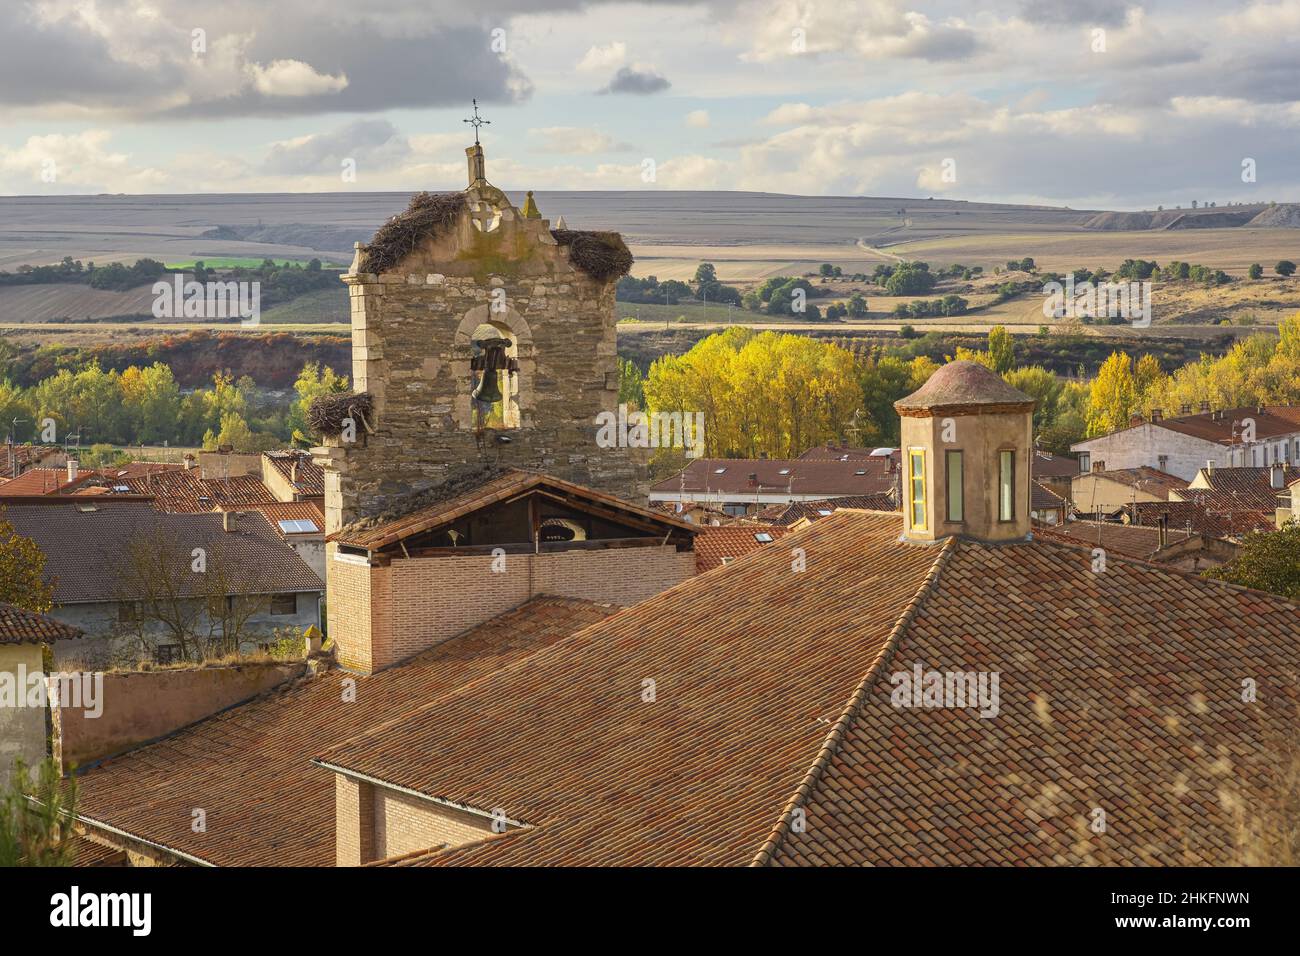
[{"x1": 469, "y1": 321, "x2": 521, "y2": 429}]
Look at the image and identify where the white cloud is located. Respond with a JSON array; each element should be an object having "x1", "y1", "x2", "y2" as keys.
[
  {"x1": 246, "y1": 59, "x2": 349, "y2": 97},
  {"x1": 0, "y1": 130, "x2": 169, "y2": 194},
  {"x1": 530, "y1": 126, "x2": 634, "y2": 154},
  {"x1": 685, "y1": 109, "x2": 711, "y2": 128},
  {"x1": 737, "y1": 0, "x2": 979, "y2": 63},
  {"x1": 576, "y1": 41, "x2": 627, "y2": 72}
]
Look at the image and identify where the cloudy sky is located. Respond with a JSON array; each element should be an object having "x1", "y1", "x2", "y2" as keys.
[{"x1": 2, "y1": 0, "x2": 1298, "y2": 207}]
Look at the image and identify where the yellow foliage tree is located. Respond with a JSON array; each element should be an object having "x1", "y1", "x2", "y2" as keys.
[
  {"x1": 0, "y1": 511, "x2": 54, "y2": 612},
  {"x1": 644, "y1": 329, "x2": 862, "y2": 458},
  {"x1": 1086, "y1": 351, "x2": 1137, "y2": 437}
]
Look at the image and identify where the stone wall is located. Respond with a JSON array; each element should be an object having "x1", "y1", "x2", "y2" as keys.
[{"x1": 315, "y1": 178, "x2": 644, "y2": 534}]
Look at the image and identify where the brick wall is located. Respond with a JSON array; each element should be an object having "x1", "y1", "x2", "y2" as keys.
[
  {"x1": 335, "y1": 774, "x2": 375, "y2": 867},
  {"x1": 328, "y1": 543, "x2": 695, "y2": 673},
  {"x1": 374, "y1": 789, "x2": 495, "y2": 859}
]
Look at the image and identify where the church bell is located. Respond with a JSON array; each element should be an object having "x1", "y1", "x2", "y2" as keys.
[{"x1": 471, "y1": 337, "x2": 517, "y2": 407}]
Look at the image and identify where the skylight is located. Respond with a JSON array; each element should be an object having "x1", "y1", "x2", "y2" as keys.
[
  {"x1": 754, "y1": 532, "x2": 773, "y2": 543},
  {"x1": 714, "y1": 467, "x2": 726, "y2": 474},
  {"x1": 278, "y1": 518, "x2": 320, "y2": 534},
  {"x1": 778, "y1": 468, "x2": 791, "y2": 475}
]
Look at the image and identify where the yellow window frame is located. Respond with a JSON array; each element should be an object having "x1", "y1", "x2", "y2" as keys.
[{"x1": 908, "y1": 447, "x2": 927, "y2": 531}]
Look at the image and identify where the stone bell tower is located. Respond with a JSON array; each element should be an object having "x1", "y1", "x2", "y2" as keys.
[
  {"x1": 894, "y1": 360, "x2": 1035, "y2": 544},
  {"x1": 312, "y1": 116, "x2": 644, "y2": 533}
]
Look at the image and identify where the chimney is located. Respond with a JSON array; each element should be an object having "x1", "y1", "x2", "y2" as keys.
[
  {"x1": 1092, "y1": 459, "x2": 1105, "y2": 473},
  {"x1": 747, "y1": 472, "x2": 758, "y2": 488},
  {"x1": 290, "y1": 460, "x2": 299, "y2": 484},
  {"x1": 1271, "y1": 462, "x2": 1286, "y2": 489},
  {"x1": 1206, "y1": 459, "x2": 1215, "y2": 477},
  {"x1": 222, "y1": 511, "x2": 239, "y2": 532},
  {"x1": 183, "y1": 454, "x2": 196, "y2": 471},
  {"x1": 1157, "y1": 512, "x2": 1169, "y2": 549},
  {"x1": 66, "y1": 458, "x2": 78, "y2": 482},
  {"x1": 1150, "y1": 407, "x2": 1162, "y2": 422},
  {"x1": 1130, "y1": 413, "x2": 1144, "y2": 426}
]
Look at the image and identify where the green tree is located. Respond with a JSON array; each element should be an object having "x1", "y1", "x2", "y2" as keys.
[
  {"x1": 0, "y1": 758, "x2": 78, "y2": 867},
  {"x1": 847, "y1": 292, "x2": 868, "y2": 317},
  {"x1": 1249, "y1": 263, "x2": 1263, "y2": 279},
  {"x1": 1003, "y1": 366, "x2": 1062, "y2": 430},
  {"x1": 286, "y1": 363, "x2": 349, "y2": 445},
  {"x1": 693, "y1": 262, "x2": 718, "y2": 286},
  {"x1": 987, "y1": 325, "x2": 1015, "y2": 374},
  {"x1": 1204, "y1": 524, "x2": 1300, "y2": 600},
  {"x1": 1276, "y1": 261, "x2": 1296, "y2": 277},
  {"x1": 618, "y1": 358, "x2": 645, "y2": 409},
  {"x1": 120, "y1": 362, "x2": 181, "y2": 445}
]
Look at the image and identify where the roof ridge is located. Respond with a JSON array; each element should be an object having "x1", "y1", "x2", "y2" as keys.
[{"x1": 749, "y1": 534, "x2": 959, "y2": 867}]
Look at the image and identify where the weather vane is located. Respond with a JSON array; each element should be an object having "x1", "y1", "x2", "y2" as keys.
[{"x1": 463, "y1": 99, "x2": 490, "y2": 145}]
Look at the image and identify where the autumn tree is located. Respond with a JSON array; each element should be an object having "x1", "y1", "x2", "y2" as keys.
[
  {"x1": 643, "y1": 329, "x2": 862, "y2": 458},
  {"x1": 0, "y1": 511, "x2": 54, "y2": 612},
  {"x1": 1086, "y1": 351, "x2": 1137, "y2": 437}
]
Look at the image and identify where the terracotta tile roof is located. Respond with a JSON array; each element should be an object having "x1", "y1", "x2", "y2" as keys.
[
  {"x1": 1085, "y1": 466, "x2": 1188, "y2": 500},
  {"x1": 4, "y1": 502, "x2": 322, "y2": 604},
  {"x1": 895, "y1": 360, "x2": 1033, "y2": 413},
  {"x1": 1157, "y1": 405, "x2": 1300, "y2": 444},
  {"x1": 1176, "y1": 466, "x2": 1300, "y2": 513},
  {"x1": 0, "y1": 601, "x2": 82, "y2": 645},
  {"x1": 333, "y1": 468, "x2": 694, "y2": 550},
  {"x1": 651, "y1": 457, "x2": 897, "y2": 498},
  {"x1": 694, "y1": 525, "x2": 787, "y2": 572},
  {"x1": 264, "y1": 450, "x2": 325, "y2": 498},
  {"x1": 106, "y1": 462, "x2": 183, "y2": 480},
  {"x1": 1031, "y1": 480, "x2": 1066, "y2": 511},
  {"x1": 749, "y1": 494, "x2": 899, "y2": 527},
  {"x1": 69, "y1": 835, "x2": 128, "y2": 867},
  {"x1": 764, "y1": 533, "x2": 1300, "y2": 866},
  {"x1": 72, "y1": 596, "x2": 616, "y2": 866},
  {"x1": 316, "y1": 506, "x2": 1300, "y2": 867},
  {"x1": 798, "y1": 444, "x2": 899, "y2": 463},
  {"x1": 246, "y1": 500, "x2": 325, "y2": 537},
  {"x1": 315, "y1": 512, "x2": 946, "y2": 866},
  {"x1": 1124, "y1": 500, "x2": 1274, "y2": 539},
  {"x1": 1, "y1": 444, "x2": 61, "y2": 475},
  {"x1": 0, "y1": 468, "x2": 74, "y2": 495},
  {"x1": 1034, "y1": 519, "x2": 1194, "y2": 559},
  {"x1": 118, "y1": 470, "x2": 276, "y2": 513},
  {"x1": 1030, "y1": 451, "x2": 1080, "y2": 478}
]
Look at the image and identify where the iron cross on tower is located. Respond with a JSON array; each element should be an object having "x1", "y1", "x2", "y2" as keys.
[{"x1": 464, "y1": 99, "x2": 490, "y2": 145}]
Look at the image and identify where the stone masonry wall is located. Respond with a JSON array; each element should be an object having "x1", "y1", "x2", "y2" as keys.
[{"x1": 317, "y1": 182, "x2": 644, "y2": 533}]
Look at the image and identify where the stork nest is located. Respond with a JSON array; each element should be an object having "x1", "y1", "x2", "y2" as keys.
[
  {"x1": 551, "y1": 229, "x2": 634, "y2": 282},
  {"x1": 364, "y1": 192, "x2": 467, "y2": 273},
  {"x1": 308, "y1": 391, "x2": 374, "y2": 437}
]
